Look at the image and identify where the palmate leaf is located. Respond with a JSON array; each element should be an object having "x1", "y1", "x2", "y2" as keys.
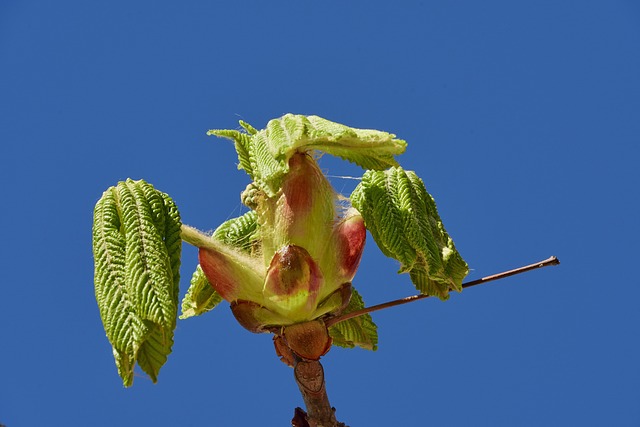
[
  {"x1": 329, "y1": 288, "x2": 378, "y2": 350},
  {"x1": 350, "y1": 167, "x2": 469, "y2": 300},
  {"x1": 208, "y1": 114, "x2": 407, "y2": 196},
  {"x1": 180, "y1": 210, "x2": 260, "y2": 319},
  {"x1": 93, "y1": 179, "x2": 181, "y2": 386}
]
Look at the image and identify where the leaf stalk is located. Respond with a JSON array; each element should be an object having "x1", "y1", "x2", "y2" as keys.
[
  {"x1": 180, "y1": 224, "x2": 216, "y2": 249},
  {"x1": 326, "y1": 256, "x2": 560, "y2": 328}
]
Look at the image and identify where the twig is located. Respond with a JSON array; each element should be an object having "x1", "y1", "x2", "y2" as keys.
[
  {"x1": 326, "y1": 256, "x2": 560, "y2": 328},
  {"x1": 292, "y1": 357, "x2": 346, "y2": 427}
]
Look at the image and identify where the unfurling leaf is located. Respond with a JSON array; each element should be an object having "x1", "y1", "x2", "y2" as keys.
[
  {"x1": 329, "y1": 288, "x2": 378, "y2": 350},
  {"x1": 179, "y1": 265, "x2": 222, "y2": 319},
  {"x1": 350, "y1": 167, "x2": 468, "y2": 300},
  {"x1": 209, "y1": 114, "x2": 407, "y2": 197},
  {"x1": 211, "y1": 210, "x2": 260, "y2": 254},
  {"x1": 93, "y1": 179, "x2": 181, "y2": 386}
]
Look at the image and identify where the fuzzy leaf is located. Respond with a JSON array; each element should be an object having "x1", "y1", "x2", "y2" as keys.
[
  {"x1": 208, "y1": 128, "x2": 280, "y2": 192},
  {"x1": 180, "y1": 265, "x2": 222, "y2": 319},
  {"x1": 209, "y1": 129, "x2": 255, "y2": 178},
  {"x1": 350, "y1": 167, "x2": 468, "y2": 300},
  {"x1": 93, "y1": 179, "x2": 181, "y2": 386},
  {"x1": 329, "y1": 288, "x2": 378, "y2": 350},
  {"x1": 209, "y1": 114, "x2": 406, "y2": 196},
  {"x1": 211, "y1": 210, "x2": 260, "y2": 254}
]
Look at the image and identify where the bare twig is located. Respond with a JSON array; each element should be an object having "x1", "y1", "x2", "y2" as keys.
[
  {"x1": 291, "y1": 357, "x2": 347, "y2": 427},
  {"x1": 326, "y1": 256, "x2": 560, "y2": 328}
]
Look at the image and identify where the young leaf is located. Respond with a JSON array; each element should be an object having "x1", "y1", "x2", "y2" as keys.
[
  {"x1": 180, "y1": 265, "x2": 222, "y2": 319},
  {"x1": 328, "y1": 288, "x2": 378, "y2": 350},
  {"x1": 292, "y1": 115, "x2": 407, "y2": 169},
  {"x1": 211, "y1": 210, "x2": 260, "y2": 253},
  {"x1": 209, "y1": 114, "x2": 407, "y2": 196},
  {"x1": 350, "y1": 167, "x2": 469, "y2": 300},
  {"x1": 209, "y1": 129, "x2": 256, "y2": 179},
  {"x1": 93, "y1": 179, "x2": 181, "y2": 386}
]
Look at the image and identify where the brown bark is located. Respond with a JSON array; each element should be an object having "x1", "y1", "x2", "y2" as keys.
[{"x1": 291, "y1": 358, "x2": 346, "y2": 427}]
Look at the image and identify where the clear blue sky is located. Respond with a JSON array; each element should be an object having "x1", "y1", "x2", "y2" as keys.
[{"x1": 2, "y1": 1, "x2": 639, "y2": 426}]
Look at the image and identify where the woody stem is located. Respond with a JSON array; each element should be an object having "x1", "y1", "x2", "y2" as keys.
[
  {"x1": 326, "y1": 256, "x2": 560, "y2": 328},
  {"x1": 293, "y1": 356, "x2": 344, "y2": 427}
]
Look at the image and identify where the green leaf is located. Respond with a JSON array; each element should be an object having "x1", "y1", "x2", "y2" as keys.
[
  {"x1": 239, "y1": 120, "x2": 258, "y2": 135},
  {"x1": 291, "y1": 115, "x2": 407, "y2": 170},
  {"x1": 211, "y1": 210, "x2": 260, "y2": 253},
  {"x1": 329, "y1": 288, "x2": 378, "y2": 350},
  {"x1": 208, "y1": 129, "x2": 255, "y2": 179},
  {"x1": 180, "y1": 265, "x2": 223, "y2": 319},
  {"x1": 208, "y1": 114, "x2": 407, "y2": 196},
  {"x1": 350, "y1": 167, "x2": 469, "y2": 300},
  {"x1": 93, "y1": 179, "x2": 181, "y2": 386}
]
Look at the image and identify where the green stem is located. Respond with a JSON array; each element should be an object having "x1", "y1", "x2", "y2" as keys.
[{"x1": 180, "y1": 224, "x2": 213, "y2": 248}]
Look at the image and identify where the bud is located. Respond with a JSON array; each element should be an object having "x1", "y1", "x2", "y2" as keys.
[
  {"x1": 282, "y1": 320, "x2": 332, "y2": 361},
  {"x1": 332, "y1": 208, "x2": 366, "y2": 283},
  {"x1": 257, "y1": 152, "x2": 336, "y2": 267},
  {"x1": 263, "y1": 245, "x2": 323, "y2": 321},
  {"x1": 230, "y1": 300, "x2": 288, "y2": 333},
  {"x1": 197, "y1": 151, "x2": 367, "y2": 338},
  {"x1": 198, "y1": 245, "x2": 263, "y2": 303},
  {"x1": 273, "y1": 335, "x2": 296, "y2": 367},
  {"x1": 312, "y1": 282, "x2": 352, "y2": 318},
  {"x1": 315, "y1": 208, "x2": 366, "y2": 302}
]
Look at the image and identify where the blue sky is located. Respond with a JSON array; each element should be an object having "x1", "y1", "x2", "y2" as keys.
[{"x1": 1, "y1": 1, "x2": 639, "y2": 425}]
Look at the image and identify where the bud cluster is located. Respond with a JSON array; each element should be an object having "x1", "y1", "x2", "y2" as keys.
[{"x1": 198, "y1": 152, "x2": 366, "y2": 358}]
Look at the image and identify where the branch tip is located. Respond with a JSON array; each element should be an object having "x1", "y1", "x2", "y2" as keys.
[{"x1": 327, "y1": 255, "x2": 560, "y2": 327}]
